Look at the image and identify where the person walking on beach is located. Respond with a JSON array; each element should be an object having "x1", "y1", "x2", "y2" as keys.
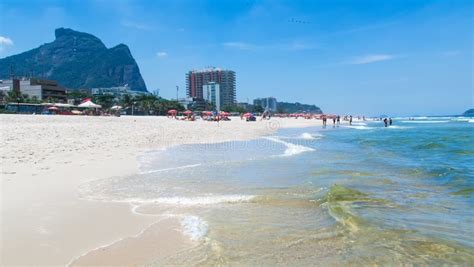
[
  {"x1": 383, "y1": 118, "x2": 388, "y2": 127},
  {"x1": 349, "y1": 115, "x2": 353, "y2": 125}
]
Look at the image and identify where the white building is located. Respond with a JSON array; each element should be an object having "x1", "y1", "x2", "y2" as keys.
[
  {"x1": 254, "y1": 97, "x2": 278, "y2": 112},
  {"x1": 203, "y1": 82, "x2": 221, "y2": 111},
  {"x1": 91, "y1": 86, "x2": 147, "y2": 98}
]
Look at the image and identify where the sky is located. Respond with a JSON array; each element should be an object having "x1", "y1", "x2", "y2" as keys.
[{"x1": 0, "y1": 0, "x2": 472, "y2": 116}]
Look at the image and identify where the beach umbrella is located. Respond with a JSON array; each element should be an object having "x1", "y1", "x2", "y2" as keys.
[
  {"x1": 183, "y1": 110, "x2": 193, "y2": 115},
  {"x1": 167, "y1": 109, "x2": 177, "y2": 114},
  {"x1": 202, "y1": 111, "x2": 213, "y2": 116},
  {"x1": 220, "y1": 111, "x2": 230, "y2": 116},
  {"x1": 243, "y1": 112, "x2": 253, "y2": 117},
  {"x1": 78, "y1": 100, "x2": 102, "y2": 108}
]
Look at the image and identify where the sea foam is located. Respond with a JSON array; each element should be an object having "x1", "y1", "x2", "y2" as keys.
[
  {"x1": 140, "y1": 163, "x2": 202, "y2": 174},
  {"x1": 401, "y1": 120, "x2": 449, "y2": 124},
  {"x1": 299, "y1": 132, "x2": 321, "y2": 140},
  {"x1": 106, "y1": 195, "x2": 256, "y2": 206},
  {"x1": 180, "y1": 215, "x2": 208, "y2": 241},
  {"x1": 345, "y1": 125, "x2": 374, "y2": 130},
  {"x1": 265, "y1": 137, "x2": 315, "y2": 156}
]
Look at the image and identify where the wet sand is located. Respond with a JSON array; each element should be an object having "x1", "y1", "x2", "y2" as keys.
[{"x1": 0, "y1": 114, "x2": 323, "y2": 265}]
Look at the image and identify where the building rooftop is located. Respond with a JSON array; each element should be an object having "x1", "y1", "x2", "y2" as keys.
[{"x1": 189, "y1": 67, "x2": 234, "y2": 73}]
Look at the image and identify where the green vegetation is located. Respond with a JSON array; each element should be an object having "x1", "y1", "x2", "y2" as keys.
[
  {"x1": 221, "y1": 104, "x2": 246, "y2": 113},
  {"x1": 277, "y1": 101, "x2": 322, "y2": 114}
]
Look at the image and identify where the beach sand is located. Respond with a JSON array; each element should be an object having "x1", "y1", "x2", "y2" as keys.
[{"x1": 0, "y1": 114, "x2": 323, "y2": 265}]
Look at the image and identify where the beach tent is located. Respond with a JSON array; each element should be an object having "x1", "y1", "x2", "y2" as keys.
[
  {"x1": 78, "y1": 100, "x2": 102, "y2": 109},
  {"x1": 243, "y1": 112, "x2": 253, "y2": 117}
]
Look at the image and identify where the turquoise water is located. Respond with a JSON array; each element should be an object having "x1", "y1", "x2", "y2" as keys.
[{"x1": 80, "y1": 117, "x2": 474, "y2": 265}]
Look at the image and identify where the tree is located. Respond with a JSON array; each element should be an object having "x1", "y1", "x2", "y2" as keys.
[
  {"x1": 221, "y1": 104, "x2": 245, "y2": 113},
  {"x1": 93, "y1": 94, "x2": 115, "y2": 109},
  {"x1": 253, "y1": 105, "x2": 264, "y2": 113},
  {"x1": 5, "y1": 89, "x2": 23, "y2": 103}
]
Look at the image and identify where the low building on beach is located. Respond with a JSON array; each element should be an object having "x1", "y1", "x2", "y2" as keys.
[{"x1": 0, "y1": 78, "x2": 67, "y2": 102}]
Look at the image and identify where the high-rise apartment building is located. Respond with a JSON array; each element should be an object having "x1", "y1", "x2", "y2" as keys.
[
  {"x1": 186, "y1": 68, "x2": 236, "y2": 107},
  {"x1": 203, "y1": 82, "x2": 221, "y2": 111}
]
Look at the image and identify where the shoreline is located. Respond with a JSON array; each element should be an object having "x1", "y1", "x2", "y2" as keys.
[{"x1": 1, "y1": 114, "x2": 325, "y2": 265}]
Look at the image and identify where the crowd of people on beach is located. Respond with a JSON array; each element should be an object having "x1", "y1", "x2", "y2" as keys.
[{"x1": 165, "y1": 109, "x2": 397, "y2": 128}]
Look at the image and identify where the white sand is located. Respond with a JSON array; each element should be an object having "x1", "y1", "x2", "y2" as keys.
[{"x1": 0, "y1": 114, "x2": 323, "y2": 265}]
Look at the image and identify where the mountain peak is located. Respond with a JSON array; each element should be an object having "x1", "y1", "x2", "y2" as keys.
[{"x1": 0, "y1": 28, "x2": 148, "y2": 92}]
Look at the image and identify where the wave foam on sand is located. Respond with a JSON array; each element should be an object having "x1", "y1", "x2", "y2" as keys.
[
  {"x1": 264, "y1": 137, "x2": 315, "y2": 156},
  {"x1": 140, "y1": 163, "x2": 202, "y2": 174},
  {"x1": 180, "y1": 215, "x2": 209, "y2": 241}
]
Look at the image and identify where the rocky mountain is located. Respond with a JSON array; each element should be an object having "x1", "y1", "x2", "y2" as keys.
[{"x1": 0, "y1": 28, "x2": 147, "y2": 91}]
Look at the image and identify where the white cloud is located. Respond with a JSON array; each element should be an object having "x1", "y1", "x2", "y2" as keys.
[
  {"x1": 121, "y1": 20, "x2": 151, "y2": 30},
  {"x1": 156, "y1": 51, "x2": 168, "y2": 58},
  {"x1": 348, "y1": 54, "x2": 395, "y2": 65},
  {"x1": 222, "y1": 42, "x2": 257, "y2": 50},
  {"x1": 442, "y1": 50, "x2": 461, "y2": 57},
  {"x1": 0, "y1": 36, "x2": 13, "y2": 46}
]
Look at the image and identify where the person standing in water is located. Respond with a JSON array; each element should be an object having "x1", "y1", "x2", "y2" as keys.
[
  {"x1": 349, "y1": 115, "x2": 353, "y2": 125},
  {"x1": 389, "y1": 118, "x2": 393, "y2": 126},
  {"x1": 383, "y1": 118, "x2": 388, "y2": 127},
  {"x1": 322, "y1": 115, "x2": 327, "y2": 127},
  {"x1": 336, "y1": 115, "x2": 341, "y2": 125}
]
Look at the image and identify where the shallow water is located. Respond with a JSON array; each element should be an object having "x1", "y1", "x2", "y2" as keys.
[{"x1": 79, "y1": 117, "x2": 474, "y2": 265}]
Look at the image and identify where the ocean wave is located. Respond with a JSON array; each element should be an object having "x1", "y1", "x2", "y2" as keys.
[
  {"x1": 299, "y1": 132, "x2": 322, "y2": 140},
  {"x1": 351, "y1": 122, "x2": 368, "y2": 126},
  {"x1": 140, "y1": 163, "x2": 202, "y2": 174},
  {"x1": 181, "y1": 215, "x2": 208, "y2": 241},
  {"x1": 87, "y1": 194, "x2": 257, "y2": 206},
  {"x1": 469, "y1": 119, "x2": 474, "y2": 123},
  {"x1": 401, "y1": 120, "x2": 449, "y2": 124},
  {"x1": 386, "y1": 125, "x2": 412, "y2": 129},
  {"x1": 264, "y1": 137, "x2": 315, "y2": 157},
  {"x1": 345, "y1": 125, "x2": 375, "y2": 130}
]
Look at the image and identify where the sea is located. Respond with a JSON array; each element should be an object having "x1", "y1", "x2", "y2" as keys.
[{"x1": 79, "y1": 116, "x2": 474, "y2": 265}]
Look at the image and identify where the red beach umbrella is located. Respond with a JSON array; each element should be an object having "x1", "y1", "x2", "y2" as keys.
[
  {"x1": 202, "y1": 111, "x2": 213, "y2": 116},
  {"x1": 243, "y1": 112, "x2": 253, "y2": 117},
  {"x1": 183, "y1": 110, "x2": 193, "y2": 115},
  {"x1": 167, "y1": 109, "x2": 177, "y2": 114}
]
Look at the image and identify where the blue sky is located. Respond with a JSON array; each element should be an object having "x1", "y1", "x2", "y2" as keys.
[{"x1": 0, "y1": 0, "x2": 472, "y2": 116}]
